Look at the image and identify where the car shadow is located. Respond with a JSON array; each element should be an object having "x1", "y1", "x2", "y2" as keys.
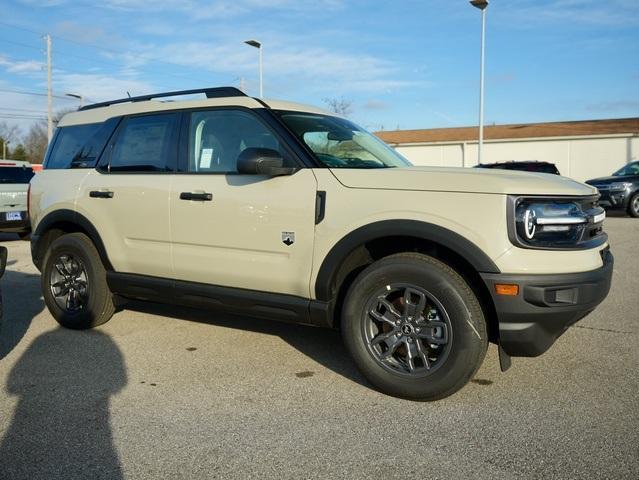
[
  {"x1": 0, "y1": 270, "x2": 44, "y2": 361},
  {"x1": 0, "y1": 328, "x2": 127, "y2": 480},
  {"x1": 125, "y1": 300, "x2": 369, "y2": 388}
]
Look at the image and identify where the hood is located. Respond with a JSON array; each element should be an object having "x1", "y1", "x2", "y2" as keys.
[
  {"x1": 586, "y1": 175, "x2": 639, "y2": 184},
  {"x1": 331, "y1": 166, "x2": 597, "y2": 196}
]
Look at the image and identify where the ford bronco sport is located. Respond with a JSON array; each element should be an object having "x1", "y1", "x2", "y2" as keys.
[{"x1": 29, "y1": 87, "x2": 613, "y2": 400}]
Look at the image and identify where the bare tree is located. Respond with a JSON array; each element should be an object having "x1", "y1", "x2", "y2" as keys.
[
  {"x1": 23, "y1": 121, "x2": 48, "y2": 165},
  {"x1": 322, "y1": 97, "x2": 353, "y2": 117},
  {"x1": 0, "y1": 122, "x2": 22, "y2": 159},
  {"x1": 0, "y1": 122, "x2": 21, "y2": 144}
]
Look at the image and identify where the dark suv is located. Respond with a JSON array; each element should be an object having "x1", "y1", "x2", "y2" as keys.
[
  {"x1": 474, "y1": 161, "x2": 560, "y2": 175},
  {"x1": 586, "y1": 161, "x2": 639, "y2": 217}
]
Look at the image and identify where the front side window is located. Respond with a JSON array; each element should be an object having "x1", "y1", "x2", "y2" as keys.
[
  {"x1": 187, "y1": 109, "x2": 285, "y2": 173},
  {"x1": 277, "y1": 111, "x2": 411, "y2": 169},
  {"x1": 110, "y1": 113, "x2": 179, "y2": 172}
]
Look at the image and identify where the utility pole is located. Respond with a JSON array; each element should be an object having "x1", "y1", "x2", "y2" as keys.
[
  {"x1": 470, "y1": 0, "x2": 488, "y2": 164},
  {"x1": 45, "y1": 33, "x2": 53, "y2": 144}
]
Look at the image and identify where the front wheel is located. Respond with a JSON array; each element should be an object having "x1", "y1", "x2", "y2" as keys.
[
  {"x1": 628, "y1": 193, "x2": 639, "y2": 218},
  {"x1": 341, "y1": 253, "x2": 487, "y2": 401},
  {"x1": 42, "y1": 232, "x2": 115, "y2": 329}
]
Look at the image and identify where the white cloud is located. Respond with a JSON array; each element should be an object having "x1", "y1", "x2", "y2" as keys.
[
  {"x1": 0, "y1": 57, "x2": 44, "y2": 75},
  {"x1": 141, "y1": 40, "x2": 423, "y2": 94},
  {"x1": 54, "y1": 72, "x2": 157, "y2": 102}
]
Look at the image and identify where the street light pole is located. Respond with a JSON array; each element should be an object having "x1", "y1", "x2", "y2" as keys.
[
  {"x1": 2, "y1": 140, "x2": 8, "y2": 160},
  {"x1": 244, "y1": 40, "x2": 263, "y2": 98},
  {"x1": 66, "y1": 93, "x2": 84, "y2": 108},
  {"x1": 470, "y1": 0, "x2": 488, "y2": 165},
  {"x1": 45, "y1": 33, "x2": 53, "y2": 144}
]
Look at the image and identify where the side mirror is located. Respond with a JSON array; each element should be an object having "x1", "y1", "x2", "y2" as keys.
[
  {"x1": 0, "y1": 246, "x2": 7, "y2": 279},
  {"x1": 237, "y1": 148, "x2": 297, "y2": 176}
]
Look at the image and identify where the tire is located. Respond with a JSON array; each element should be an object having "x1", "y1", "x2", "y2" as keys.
[
  {"x1": 41, "y1": 232, "x2": 115, "y2": 329},
  {"x1": 341, "y1": 252, "x2": 488, "y2": 401},
  {"x1": 628, "y1": 193, "x2": 639, "y2": 218}
]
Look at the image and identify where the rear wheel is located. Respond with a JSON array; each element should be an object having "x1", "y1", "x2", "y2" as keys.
[
  {"x1": 42, "y1": 232, "x2": 115, "y2": 329},
  {"x1": 628, "y1": 193, "x2": 639, "y2": 218},
  {"x1": 341, "y1": 252, "x2": 487, "y2": 400}
]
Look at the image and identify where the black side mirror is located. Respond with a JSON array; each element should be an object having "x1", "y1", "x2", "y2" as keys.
[
  {"x1": 0, "y1": 247, "x2": 7, "y2": 279},
  {"x1": 237, "y1": 148, "x2": 297, "y2": 176}
]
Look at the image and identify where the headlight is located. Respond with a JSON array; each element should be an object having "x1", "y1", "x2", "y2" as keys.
[
  {"x1": 508, "y1": 196, "x2": 607, "y2": 250},
  {"x1": 610, "y1": 182, "x2": 632, "y2": 190}
]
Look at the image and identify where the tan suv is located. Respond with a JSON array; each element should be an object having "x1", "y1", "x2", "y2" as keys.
[{"x1": 29, "y1": 87, "x2": 613, "y2": 400}]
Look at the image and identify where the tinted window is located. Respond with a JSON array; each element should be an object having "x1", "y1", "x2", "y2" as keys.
[
  {"x1": 0, "y1": 167, "x2": 34, "y2": 184},
  {"x1": 47, "y1": 123, "x2": 101, "y2": 169},
  {"x1": 110, "y1": 114, "x2": 179, "y2": 172},
  {"x1": 187, "y1": 109, "x2": 284, "y2": 173}
]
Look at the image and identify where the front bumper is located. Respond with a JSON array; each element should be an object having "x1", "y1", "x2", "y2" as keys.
[
  {"x1": 596, "y1": 189, "x2": 628, "y2": 210},
  {"x1": 481, "y1": 248, "x2": 613, "y2": 357}
]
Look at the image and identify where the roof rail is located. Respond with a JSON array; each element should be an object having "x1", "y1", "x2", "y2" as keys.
[{"x1": 79, "y1": 87, "x2": 248, "y2": 111}]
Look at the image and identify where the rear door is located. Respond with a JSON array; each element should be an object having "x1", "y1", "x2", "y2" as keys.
[
  {"x1": 77, "y1": 112, "x2": 179, "y2": 277},
  {"x1": 169, "y1": 108, "x2": 317, "y2": 297}
]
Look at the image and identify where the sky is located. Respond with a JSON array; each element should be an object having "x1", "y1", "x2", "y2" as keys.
[{"x1": 0, "y1": 0, "x2": 638, "y2": 136}]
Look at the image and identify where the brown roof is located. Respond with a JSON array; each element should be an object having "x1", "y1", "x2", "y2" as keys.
[{"x1": 375, "y1": 117, "x2": 639, "y2": 144}]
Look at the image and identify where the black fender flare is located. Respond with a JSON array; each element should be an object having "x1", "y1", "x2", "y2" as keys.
[
  {"x1": 32, "y1": 209, "x2": 113, "y2": 270},
  {"x1": 314, "y1": 220, "x2": 500, "y2": 301}
]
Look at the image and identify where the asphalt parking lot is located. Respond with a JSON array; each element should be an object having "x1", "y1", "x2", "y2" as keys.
[{"x1": 0, "y1": 217, "x2": 637, "y2": 480}]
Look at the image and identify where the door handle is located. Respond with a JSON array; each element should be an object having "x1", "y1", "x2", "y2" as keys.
[
  {"x1": 180, "y1": 192, "x2": 213, "y2": 201},
  {"x1": 89, "y1": 190, "x2": 114, "y2": 199}
]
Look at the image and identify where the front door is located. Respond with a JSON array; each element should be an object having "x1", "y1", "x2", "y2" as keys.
[{"x1": 170, "y1": 108, "x2": 317, "y2": 297}]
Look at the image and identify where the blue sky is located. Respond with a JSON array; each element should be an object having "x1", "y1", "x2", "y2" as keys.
[{"x1": 1, "y1": 0, "x2": 637, "y2": 134}]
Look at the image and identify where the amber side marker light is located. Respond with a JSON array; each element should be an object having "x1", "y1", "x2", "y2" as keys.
[{"x1": 495, "y1": 284, "x2": 519, "y2": 296}]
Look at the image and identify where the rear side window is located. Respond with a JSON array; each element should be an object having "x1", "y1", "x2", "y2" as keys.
[
  {"x1": 47, "y1": 124, "x2": 100, "y2": 169},
  {"x1": 46, "y1": 118, "x2": 119, "y2": 169},
  {"x1": 0, "y1": 167, "x2": 34, "y2": 184},
  {"x1": 109, "y1": 113, "x2": 179, "y2": 172}
]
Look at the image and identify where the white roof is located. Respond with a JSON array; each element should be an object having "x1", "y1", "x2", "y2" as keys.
[{"x1": 58, "y1": 95, "x2": 338, "y2": 127}]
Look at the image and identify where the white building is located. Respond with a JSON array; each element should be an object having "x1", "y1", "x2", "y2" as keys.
[{"x1": 376, "y1": 118, "x2": 639, "y2": 182}]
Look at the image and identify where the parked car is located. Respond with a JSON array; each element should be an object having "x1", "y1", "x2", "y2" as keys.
[
  {"x1": 474, "y1": 160, "x2": 560, "y2": 175},
  {"x1": 0, "y1": 160, "x2": 34, "y2": 238},
  {"x1": 0, "y1": 246, "x2": 6, "y2": 324},
  {"x1": 29, "y1": 87, "x2": 613, "y2": 400},
  {"x1": 586, "y1": 161, "x2": 639, "y2": 217}
]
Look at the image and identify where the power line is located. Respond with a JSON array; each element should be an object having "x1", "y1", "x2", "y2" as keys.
[
  {"x1": 0, "y1": 88, "x2": 74, "y2": 100},
  {"x1": 0, "y1": 21, "x2": 218, "y2": 83},
  {"x1": 0, "y1": 114, "x2": 46, "y2": 120},
  {"x1": 0, "y1": 107, "x2": 48, "y2": 113}
]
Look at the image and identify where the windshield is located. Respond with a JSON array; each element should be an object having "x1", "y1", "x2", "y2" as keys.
[
  {"x1": 613, "y1": 161, "x2": 639, "y2": 177},
  {"x1": 277, "y1": 111, "x2": 411, "y2": 169},
  {"x1": 0, "y1": 167, "x2": 34, "y2": 184}
]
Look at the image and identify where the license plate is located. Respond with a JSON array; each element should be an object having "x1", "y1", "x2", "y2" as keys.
[{"x1": 6, "y1": 212, "x2": 22, "y2": 221}]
